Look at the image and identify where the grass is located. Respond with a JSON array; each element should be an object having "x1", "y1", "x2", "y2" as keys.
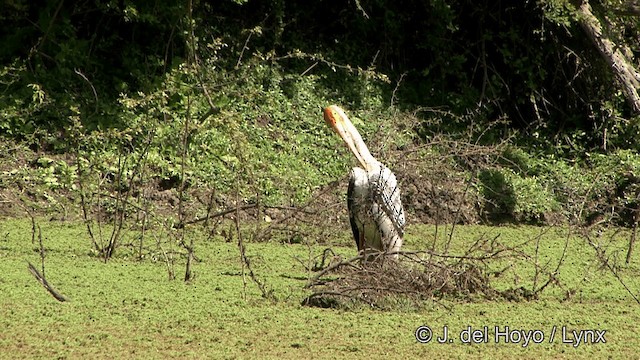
[{"x1": 0, "y1": 218, "x2": 639, "y2": 359}]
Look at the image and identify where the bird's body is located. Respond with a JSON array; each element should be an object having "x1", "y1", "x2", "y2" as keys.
[
  {"x1": 348, "y1": 166, "x2": 405, "y2": 254},
  {"x1": 324, "y1": 105, "x2": 405, "y2": 256}
]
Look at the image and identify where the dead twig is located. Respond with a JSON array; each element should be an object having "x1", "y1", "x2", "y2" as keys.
[
  {"x1": 583, "y1": 232, "x2": 640, "y2": 304},
  {"x1": 176, "y1": 203, "x2": 258, "y2": 228},
  {"x1": 27, "y1": 261, "x2": 68, "y2": 302},
  {"x1": 306, "y1": 253, "x2": 366, "y2": 287}
]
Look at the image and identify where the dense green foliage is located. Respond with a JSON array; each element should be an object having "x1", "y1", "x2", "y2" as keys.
[
  {"x1": 1, "y1": 0, "x2": 640, "y2": 224},
  {"x1": 3, "y1": 0, "x2": 639, "y2": 145}
]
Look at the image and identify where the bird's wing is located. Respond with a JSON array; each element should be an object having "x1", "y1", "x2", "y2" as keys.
[
  {"x1": 370, "y1": 166, "x2": 406, "y2": 236},
  {"x1": 347, "y1": 168, "x2": 366, "y2": 250}
]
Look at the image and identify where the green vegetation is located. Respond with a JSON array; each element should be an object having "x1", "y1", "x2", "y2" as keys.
[
  {"x1": 1, "y1": 219, "x2": 639, "y2": 358},
  {"x1": 2, "y1": 0, "x2": 639, "y2": 226},
  {"x1": 1, "y1": 1, "x2": 640, "y2": 358}
]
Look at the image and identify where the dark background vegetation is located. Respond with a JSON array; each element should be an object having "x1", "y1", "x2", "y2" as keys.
[{"x1": 2, "y1": 0, "x2": 640, "y2": 230}]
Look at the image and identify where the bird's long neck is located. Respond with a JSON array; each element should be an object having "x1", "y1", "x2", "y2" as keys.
[
  {"x1": 343, "y1": 118, "x2": 378, "y2": 171},
  {"x1": 324, "y1": 104, "x2": 380, "y2": 172}
]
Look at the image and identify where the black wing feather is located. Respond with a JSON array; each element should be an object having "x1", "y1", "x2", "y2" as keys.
[{"x1": 347, "y1": 173, "x2": 361, "y2": 250}]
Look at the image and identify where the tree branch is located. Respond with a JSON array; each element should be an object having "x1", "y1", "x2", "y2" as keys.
[
  {"x1": 27, "y1": 261, "x2": 68, "y2": 302},
  {"x1": 576, "y1": 1, "x2": 640, "y2": 113}
]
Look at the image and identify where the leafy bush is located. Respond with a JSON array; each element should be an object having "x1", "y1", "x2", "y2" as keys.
[
  {"x1": 3, "y1": 0, "x2": 640, "y2": 231},
  {"x1": 478, "y1": 166, "x2": 557, "y2": 224},
  {"x1": 476, "y1": 145, "x2": 640, "y2": 225}
]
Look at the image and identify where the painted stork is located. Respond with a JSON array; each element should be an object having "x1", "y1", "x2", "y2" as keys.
[{"x1": 323, "y1": 105, "x2": 405, "y2": 258}]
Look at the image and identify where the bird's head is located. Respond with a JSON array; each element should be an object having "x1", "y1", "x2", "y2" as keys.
[{"x1": 323, "y1": 105, "x2": 373, "y2": 171}]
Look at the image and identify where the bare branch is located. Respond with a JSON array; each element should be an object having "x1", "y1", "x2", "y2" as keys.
[
  {"x1": 27, "y1": 262, "x2": 68, "y2": 302},
  {"x1": 576, "y1": 1, "x2": 640, "y2": 113}
]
